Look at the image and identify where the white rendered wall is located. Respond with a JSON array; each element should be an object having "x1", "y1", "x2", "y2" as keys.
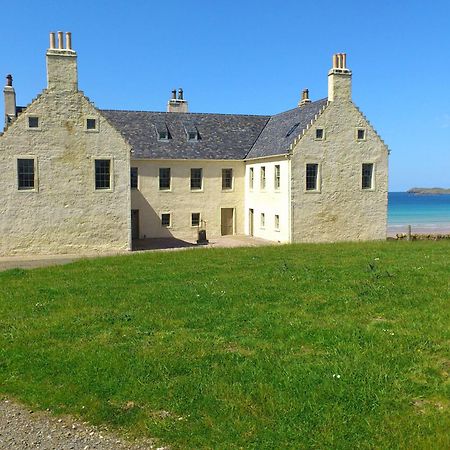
[
  {"x1": 130, "y1": 159, "x2": 245, "y2": 241},
  {"x1": 244, "y1": 157, "x2": 291, "y2": 243}
]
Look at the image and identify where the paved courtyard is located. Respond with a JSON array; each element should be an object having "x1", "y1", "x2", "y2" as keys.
[{"x1": 0, "y1": 235, "x2": 277, "y2": 272}]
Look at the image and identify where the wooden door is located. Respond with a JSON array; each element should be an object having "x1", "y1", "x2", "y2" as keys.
[
  {"x1": 131, "y1": 209, "x2": 139, "y2": 240},
  {"x1": 221, "y1": 208, "x2": 234, "y2": 235}
]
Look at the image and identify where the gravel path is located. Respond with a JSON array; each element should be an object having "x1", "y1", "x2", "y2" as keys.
[{"x1": 0, "y1": 398, "x2": 167, "y2": 450}]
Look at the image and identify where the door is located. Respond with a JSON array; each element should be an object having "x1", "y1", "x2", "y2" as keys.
[
  {"x1": 131, "y1": 209, "x2": 139, "y2": 240},
  {"x1": 221, "y1": 208, "x2": 234, "y2": 236},
  {"x1": 249, "y1": 208, "x2": 254, "y2": 236}
]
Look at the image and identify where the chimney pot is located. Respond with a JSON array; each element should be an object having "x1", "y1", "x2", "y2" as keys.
[
  {"x1": 49, "y1": 32, "x2": 56, "y2": 49},
  {"x1": 6, "y1": 74, "x2": 13, "y2": 87},
  {"x1": 57, "y1": 31, "x2": 63, "y2": 49},
  {"x1": 66, "y1": 32, "x2": 72, "y2": 50},
  {"x1": 178, "y1": 88, "x2": 183, "y2": 100},
  {"x1": 171, "y1": 89, "x2": 177, "y2": 99}
]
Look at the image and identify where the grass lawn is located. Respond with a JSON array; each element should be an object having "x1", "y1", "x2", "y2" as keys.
[{"x1": 0, "y1": 241, "x2": 449, "y2": 449}]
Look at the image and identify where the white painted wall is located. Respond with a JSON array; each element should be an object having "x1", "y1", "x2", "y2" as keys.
[{"x1": 244, "y1": 157, "x2": 291, "y2": 243}]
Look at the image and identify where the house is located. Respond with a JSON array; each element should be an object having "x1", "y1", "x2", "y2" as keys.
[{"x1": 0, "y1": 32, "x2": 388, "y2": 256}]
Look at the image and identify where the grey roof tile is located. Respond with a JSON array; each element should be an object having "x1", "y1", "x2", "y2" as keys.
[
  {"x1": 101, "y1": 110, "x2": 270, "y2": 160},
  {"x1": 246, "y1": 98, "x2": 328, "y2": 159}
]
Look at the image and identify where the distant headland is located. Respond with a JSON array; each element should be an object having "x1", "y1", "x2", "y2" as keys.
[{"x1": 407, "y1": 187, "x2": 450, "y2": 195}]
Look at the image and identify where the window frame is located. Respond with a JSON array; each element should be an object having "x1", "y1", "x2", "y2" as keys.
[
  {"x1": 191, "y1": 212, "x2": 201, "y2": 227},
  {"x1": 260, "y1": 166, "x2": 266, "y2": 190},
  {"x1": 274, "y1": 214, "x2": 280, "y2": 232},
  {"x1": 85, "y1": 117, "x2": 99, "y2": 132},
  {"x1": 221, "y1": 168, "x2": 233, "y2": 191},
  {"x1": 16, "y1": 156, "x2": 38, "y2": 192},
  {"x1": 362, "y1": 163, "x2": 375, "y2": 190},
  {"x1": 260, "y1": 212, "x2": 265, "y2": 229},
  {"x1": 305, "y1": 163, "x2": 320, "y2": 192},
  {"x1": 315, "y1": 128, "x2": 325, "y2": 140},
  {"x1": 93, "y1": 158, "x2": 114, "y2": 192},
  {"x1": 161, "y1": 212, "x2": 172, "y2": 228},
  {"x1": 130, "y1": 167, "x2": 138, "y2": 190},
  {"x1": 27, "y1": 116, "x2": 41, "y2": 130},
  {"x1": 356, "y1": 128, "x2": 367, "y2": 141},
  {"x1": 249, "y1": 167, "x2": 254, "y2": 190},
  {"x1": 159, "y1": 167, "x2": 171, "y2": 191},
  {"x1": 274, "y1": 164, "x2": 281, "y2": 191},
  {"x1": 190, "y1": 168, "x2": 203, "y2": 191}
]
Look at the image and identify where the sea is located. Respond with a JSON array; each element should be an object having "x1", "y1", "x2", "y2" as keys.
[{"x1": 388, "y1": 192, "x2": 450, "y2": 235}]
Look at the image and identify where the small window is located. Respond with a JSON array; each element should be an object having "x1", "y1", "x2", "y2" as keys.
[
  {"x1": 249, "y1": 167, "x2": 254, "y2": 190},
  {"x1": 357, "y1": 128, "x2": 366, "y2": 140},
  {"x1": 159, "y1": 168, "x2": 171, "y2": 190},
  {"x1": 17, "y1": 159, "x2": 35, "y2": 190},
  {"x1": 130, "y1": 167, "x2": 138, "y2": 189},
  {"x1": 306, "y1": 163, "x2": 319, "y2": 191},
  {"x1": 191, "y1": 212, "x2": 200, "y2": 227},
  {"x1": 161, "y1": 213, "x2": 171, "y2": 227},
  {"x1": 28, "y1": 117, "x2": 39, "y2": 128},
  {"x1": 157, "y1": 124, "x2": 170, "y2": 141},
  {"x1": 274, "y1": 165, "x2": 281, "y2": 190},
  {"x1": 260, "y1": 166, "x2": 266, "y2": 190},
  {"x1": 274, "y1": 214, "x2": 280, "y2": 231},
  {"x1": 315, "y1": 128, "x2": 324, "y2": 140},
  {"x1": 86, "y1": 118, "x2": 97, "y2": 130},
  {"x1": 190, "y1": 168, "x2": 203, "y2": 190},
  {"x1": 260, "y1": 213, "x2": 265, "y2": 228},
  {"x1": 188, "y1": 131, "x2": 197, "y2": 140},
  {"x1": 362, "y1": 163, "x2": 374, "y2": 189},
  {"x1": 222, "y1": 168, "x2": 233, "y2": 190},
  {"x1": 95, "y1": 159, "x2": 111, "y2": 190}
]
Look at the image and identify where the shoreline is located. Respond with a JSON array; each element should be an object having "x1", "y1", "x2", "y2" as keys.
[{"x1": 387, "y1": 225, "x2": 450, "y2": 237}]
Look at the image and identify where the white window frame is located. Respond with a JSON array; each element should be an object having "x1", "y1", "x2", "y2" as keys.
[
  {"x1": 260, "y1": 212, "x2": 265, "y2": 229},
  {"x1": 221, "y1": 168, "x2": 233, "y2": 191},
  {"x1": 314, "y1": 128, "x2": 325, "y2": 140},
  {"x1": 191, "y1": 212, "x2": 201, "y2": 227},
  {"x1": 15, "y1": 155, "x2": 39, "y2": 192},
  {"x1": 274, "y1": 164, "x2": 281, "y2": 191},
  {"x1": 85, "y1": 116, "x2": 100, "y2": 133},
  {"x1": 249, "y1": 167, "x2": 254, "y2": 190},
  {"x1": 274, "y1": 214, "x2": 280, "y2": 232},
  {"x1": 362, "y1": 162, "x2": 376, "y2": 191},
  {"x1": 161, "y1": 212, "x2": 172, "y2": 228},
  {"x1": 260, "y1": 166, "x2": 266, "y2": 191},
  {"x1": 93, "y1": 157, "x2": 114, "y2": 192},
  {"x1": 27, "y1": 116, "x2": 41, "y2": 131},
  {"x1": 190, "y1": 168, "x2": 203, "y2": 191},
  {"x1": 356, "y1": 128, "x2": 367, "y2": 141},
  {"x1": 159, "y1": 167, "x2": 171, "y2": 191},
  {"x1": 304, "y1": 162, "x2": 321, "y2": 193}
]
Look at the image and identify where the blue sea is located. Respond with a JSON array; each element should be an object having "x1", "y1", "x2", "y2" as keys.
[{"x1": 388, "y1": 192, "x2": 450, "y2": 234}]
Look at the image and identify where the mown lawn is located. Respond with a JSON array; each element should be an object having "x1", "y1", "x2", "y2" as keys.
[{"x1": 0, "y1": 241, "x2": 449, "y2": 449}]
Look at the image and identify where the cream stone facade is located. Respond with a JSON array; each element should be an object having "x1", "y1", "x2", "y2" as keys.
[{"x1": 0, "y1": 35, "x2": 388, "y2": 256}]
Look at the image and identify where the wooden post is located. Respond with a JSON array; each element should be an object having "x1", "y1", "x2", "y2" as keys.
[{"x1": 407, "y1": 225, "x2": 412, "y2": 241}]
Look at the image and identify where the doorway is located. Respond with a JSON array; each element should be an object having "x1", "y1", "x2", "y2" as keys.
[
  {"x1": 131, "y1": 209, "x2": 140, "y2": 240},
  {"x1": 221, "y1": 208, "x2": 234, "y2": 235},
  {"x1": 249, "y1": 208, "x2": 254, "y2": 236}
]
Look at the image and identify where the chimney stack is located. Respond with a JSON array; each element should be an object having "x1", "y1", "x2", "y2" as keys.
[
  {"x1": 4, "y1": 74, "x2": 17, "y2": 130},
  {"x1": 167, "y1": 87, "x2": 188, "y2": 113},
  {"x1": 328, "y1": 52, "x2": 352, "y2": 102},
  {"x1": 46, "y1": 31, "x2": 78, "y2": 92},
  {"x1": 298, "y1": 88, "x2": 311, "y2": 107}
]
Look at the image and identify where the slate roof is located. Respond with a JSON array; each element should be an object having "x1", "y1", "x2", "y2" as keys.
[
  {"x1": 246, "y1": 98, "x2": 328, "y2": 159},
  {"x1": 101, "y1": 98, "x2": 328, "y2": 160},
  {"x1": 101, "y1": 110, "x2": 270, "y2": 160}
]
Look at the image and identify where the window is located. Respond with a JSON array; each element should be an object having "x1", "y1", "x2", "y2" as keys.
[
  {"x1": 95, "y1": 159, "x2": 111, "y2": 190},
  {"x1": 260, "y1": 166, "x2": 266, "y2": 190},
  {"x1": 286, "y1": 122, "x2": 300, "y2": 137},
  {"x1": 190, "y1": 168, "x2": 202, "y2": 190},
  {"x1": 130, "y1": 167, "x2": 138, "y2": 189},
  {"x1": 157, "y1": 124, "x2": 170, "y2": 141},
  {"x1": 274, "y1": 214, "x2": 280, "y2": 231},
  {"x1": 315, "y1": 128, "x2": 324, "y2": 140},
  {"x1": 188, "y1": 131, "x2": 197, "y2": 140},
  {"x1": 17, "y1": 159, "x2": 35, "y2": 190},
  {"x1": 306, "y1": 163, "x2": 319, "y2": 191},
  {"x1": 159, "y1": 168, "x2": 171, "y2": 190},
  {"x1": 191, "y1": 212, "x2": 200, "y2": 227},
  {"x1": 222, "y1": 168, "x2": 233, "y2": 190},
  {"x1": 274, "y1": 165, "x2": 281, "y2": 190},
  {"x1": 86, "y1": 118, "x2": 97, "y2": 130},
  {"x1": 161, "y1": 213, "x2": 171, "y2": 227},
  {"x1": 249, "y1": 167, "x2": 254, "y2": 190},
  {"x1": 185, "y1": 125, "x2": 199, "y2": 141},
  {"x1": 28, "y1": 117, "x2": 39, "y2": 128},
  {"x1": 260, "y1": 213, "x2": 265, "y2": 228},
  {"x1": 362, "y1": 163, "x2": 374, "y2": 189},
  {"x1": 357, "y1": 128, "x2": 366, "y2": 140}
]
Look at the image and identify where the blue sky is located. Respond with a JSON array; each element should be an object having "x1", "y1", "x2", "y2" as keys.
[{"x1": 1, "y1": 0, "x2": 449, "y2": 191}]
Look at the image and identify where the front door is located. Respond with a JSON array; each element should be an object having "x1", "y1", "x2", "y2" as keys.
[
  {"x1": 131, "y1": 209, "x2": 139, "y2": 240},
  {"x1": 249, "y1": 208, "x2": 254, "y2": 236},
  {"x1": 221, "y1": 208, "x2": 234, "y2": 235}
]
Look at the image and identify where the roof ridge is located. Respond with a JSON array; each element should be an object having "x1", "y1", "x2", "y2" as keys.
[{"x1": 100, "y1": 109, "x2": 271, "y2": 118}]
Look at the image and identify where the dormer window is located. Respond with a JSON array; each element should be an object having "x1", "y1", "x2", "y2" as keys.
[
  {"x1": 157, "y1": 124, "x2": 170, "y2": 141},
  {"x1": 185, "y1": 124, "x2": 199, "y2": 141},
  {"x1": 286, "y1": 122, "x2": 300, "y2": 137}
]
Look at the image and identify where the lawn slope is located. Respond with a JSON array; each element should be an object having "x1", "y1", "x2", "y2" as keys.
[{"x1": 0, "y1": 241, "x2": 449, "y2": 449}]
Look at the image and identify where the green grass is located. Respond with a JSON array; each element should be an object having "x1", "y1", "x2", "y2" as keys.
[{"x1": 0, "y1": 241, "x2": 449, "y2": 449}]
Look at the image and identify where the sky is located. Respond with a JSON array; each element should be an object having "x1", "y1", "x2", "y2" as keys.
[{"x1": 0, "y1": 0, "x2": 449, "y2": 191}]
